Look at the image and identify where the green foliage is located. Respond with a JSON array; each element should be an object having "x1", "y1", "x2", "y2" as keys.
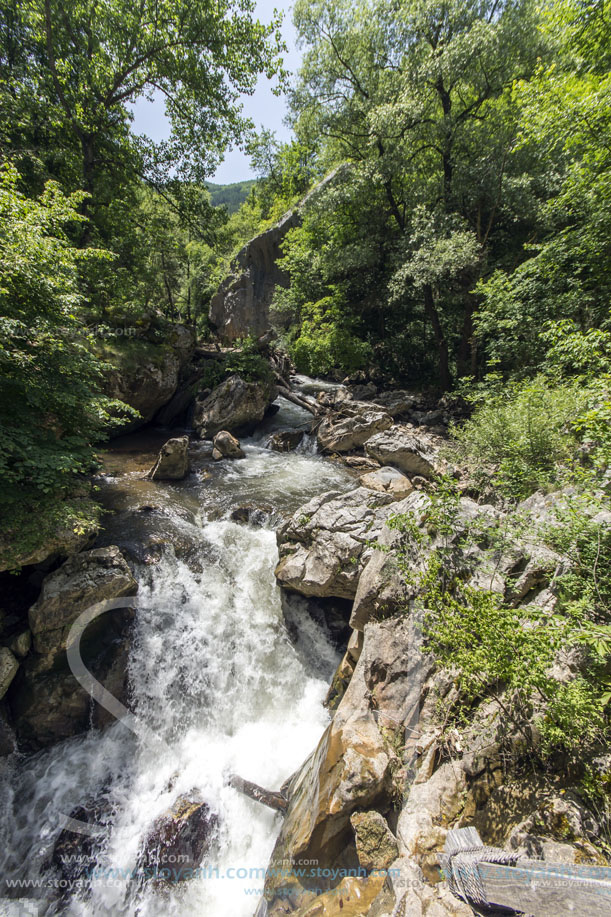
[
  {"x1": 0, "y1": 167, "x2": 113, "y2": 508},
  {"x1": 451, "y1": 375, "x2": 595, "y2": 498},
  {"x1": 194, "y1": 337, "x2": 274, "y2": 391},
  {"x1": 475, "y1": 0, "x2": 611, "y2": 375},
  {"x1": 388, "y1": 481, "x2": 611, "y2": 761},
  {"x1": 274, "y1": 0, "x2": 544, "y2": 387},
  {"x1": 288, "y1": 293, "x2": 372, "y2": 376}
]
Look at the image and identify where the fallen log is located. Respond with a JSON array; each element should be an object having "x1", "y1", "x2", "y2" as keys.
[
  {"x1": 228, "y1": 775, "x2": 288, "y2": 814},
  {"x1": 274, "y1": 378, "x2": 320, "y2": 416}
]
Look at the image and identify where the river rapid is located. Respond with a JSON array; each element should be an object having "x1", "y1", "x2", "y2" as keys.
[{"x1": 0, "y1": 388, "x2": 355, "y2": 916}]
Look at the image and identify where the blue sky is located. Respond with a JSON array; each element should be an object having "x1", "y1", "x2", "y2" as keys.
[{"x1": 130, "y1": 0, "x2": 302, "y2": 184}]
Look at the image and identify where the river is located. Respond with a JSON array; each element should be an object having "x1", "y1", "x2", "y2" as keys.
[{"x1": 0, "y1": 389, "x2": 355, "y2": 916}]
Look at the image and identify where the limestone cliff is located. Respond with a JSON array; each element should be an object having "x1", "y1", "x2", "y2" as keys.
[{"x1": 209, "y1": 167, "x2": 347, "y2": 343}]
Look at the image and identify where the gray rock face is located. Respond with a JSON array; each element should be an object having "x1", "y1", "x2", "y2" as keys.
[
  {"x1": 275, "y1": 487, "x2": 396, "y2": 599},
  {"x1": 317, "y1": 402, "x2": 393, "y2": 453},
  {"x1": 193, "y1": 374, "x2": 276, "y2": 439},
  {"x1": 148, "y1": 435, "x2": 190, "y2": 480},
  {"x1": 28, "y1": 545, "x2": 137, "y2": 670},
  {"x1": 104, "y1": 324, "x2": 195, "y2": 433},
  {"x1": 350, "y1": 516, "x2": 410, "y2": 631},
  {"x1": 373, "y1": 390, "x2": 418, "y2": 418},
  {"x1": 365, "y1": 424, "x2": 443, "y2": 477},
  {"x1": 212, "y1": 430, "x2": 245, "y2": 460},
  {"x1": 209, "y1": 168, "x2": 346, "y2": 343},
  {"x1": 209, "y1": 210, "x2": 299, "y2": 343}
]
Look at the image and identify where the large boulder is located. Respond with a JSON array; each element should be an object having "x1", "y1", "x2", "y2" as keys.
[
  {"x1": 28, "y1": 545, "x2": 137, "y2": 670},
  {"x1": 365, "y1": 424, "x2": 443, "y2": 478},
  {"x1": 316, "y1": 401, "x2": 393, "y2": 453},
  {"x1": 261, "y1": 618, "x2": 426, "y2": 915},
  {"x1": 11, "y1": 621, "x2": 132, "y2": 748},
  {"x1": 103, "y1": 324, "x2": 195, "y2": 433},
  {"x1": 359, "y1": 466, "x2": 414, "y2": 500},
  {"x1": 275, "y1": 488, "x2": 396, "y2": 600},
  {"x1": 212, "y1": 430, "x2": 245, "y2": 460},
  {"x1": 137, "y1": 794, "x2": 218, "y2": 885},
  {"x1": 148, "y1": 435, "x2": 190, "y2": 480},
  {"x1": 373, "y1": 390, "x2": 418, "y2": 418},
  {"x1": 193, "y1": 374, "x2": 276, "y2": 439},
  {"x1": 10, "y1": 546, "x2": 137, "y2": 749}
]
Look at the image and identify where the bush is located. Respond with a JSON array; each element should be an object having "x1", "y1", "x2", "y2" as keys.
[
  {"x1": 289, "y1": 295, "x2": 371, "y2": 376},
  {"x1": 387, "y1": 481, "x2": 611, "y2": 763},
  {"x1": 451, "y1": 375, "x2": 591, "y2": 498}
]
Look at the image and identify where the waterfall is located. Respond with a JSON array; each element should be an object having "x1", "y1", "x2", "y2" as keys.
[{"x1": 0, "y1": 393, "x2": 354, "y2": 916}]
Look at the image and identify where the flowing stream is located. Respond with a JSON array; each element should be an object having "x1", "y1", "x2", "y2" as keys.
[{"x1": 0, "y1": 390, "x2": 354, "y2": 916}]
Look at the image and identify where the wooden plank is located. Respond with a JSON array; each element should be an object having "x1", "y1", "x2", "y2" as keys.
[
  {"x1": 518, "y1": 859, "x2": 611, "y2": 881},
  {"x1": 478, "y1": 860, "x2": 611, "y2": 917},
  {"x1": 442, "y1": 828, "x2": 611, "y2": 917}
]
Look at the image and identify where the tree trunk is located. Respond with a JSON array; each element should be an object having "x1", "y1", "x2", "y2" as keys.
[
  {"x1": 423, "y1": 284, "x2": 451, "y2": 391},
  {"x1": 228, "y1": 775, "x2": 288, "y2": 814}
]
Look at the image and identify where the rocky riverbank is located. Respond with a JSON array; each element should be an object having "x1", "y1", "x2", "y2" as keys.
[{"x1": 0, "y1": 354, "x2": 609, "y2": 916}]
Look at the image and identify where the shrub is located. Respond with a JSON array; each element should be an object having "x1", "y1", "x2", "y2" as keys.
[
  {"x1": 451, "y1": 375, "x2": 591, "y2": 498},
  {"x1": 289, "y1": 295, "x2": 371, "y2": 376}
]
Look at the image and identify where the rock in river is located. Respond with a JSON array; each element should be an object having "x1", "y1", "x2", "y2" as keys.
[
  {"x1": 193, "y1": 374, "x2": 277, "y2": 438},
  {"x1": 148, "y1": 435, "x2": 190, "y2": 480},
  {"x1": 212, "y1": 430, "x2": 245, "y2": 460},
  {"x1": 137, "y1": 794, "x2": 219, "y2": 885}
]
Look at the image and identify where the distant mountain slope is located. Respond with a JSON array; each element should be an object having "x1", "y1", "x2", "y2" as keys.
[{"x1": 206, "y1": 179, "x2": 256, "y2": 213}]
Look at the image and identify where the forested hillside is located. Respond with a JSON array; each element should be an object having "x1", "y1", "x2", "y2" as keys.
[{"x1": 206, "y1": 179, "x2": 256, "y2": 212}]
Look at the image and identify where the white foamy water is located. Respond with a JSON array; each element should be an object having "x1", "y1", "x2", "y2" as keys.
[{"x1": 0, "y1": 393, "x2": 355, "y2": 916}]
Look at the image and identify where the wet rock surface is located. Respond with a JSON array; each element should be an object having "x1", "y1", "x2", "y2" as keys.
[
  {"x1": 212, "y1": 430, "x2": 245, "y2": 460},
  {"x1": 266, "y1": 429, "x2": 305, "y2": 452},
  {"x1": 137, "y1": 794, "x2": 219, "y2": 885},
  {"x1": 193, "y1": 374, "x2": 277, "y2": 438},
  {"x1": 28, "y1": 545, "x2": 137, "y2": 669},
  {"x1": 9, "y1": 546, "x2": 137, "y2": 749},
  {"x1": 148, "y1": 435, "x2": 190, "y2": 480}
]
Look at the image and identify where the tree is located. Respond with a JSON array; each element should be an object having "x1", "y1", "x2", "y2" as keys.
[
  {"x1": 0, "y1": 0, "x2": 284, "y2": 238},
  {"x1": 286, "y1": 0, "x2": 544, "y2": 387},
  {"x1": 475, "y1": 0, "x2": 611, "y2": 374},
  {"x1": 0, "y1": 165, "x2": 119, "y2": 514}
]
